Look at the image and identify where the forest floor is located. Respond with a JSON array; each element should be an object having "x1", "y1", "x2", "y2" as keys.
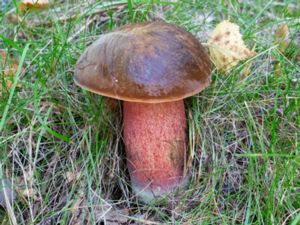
[{"x1": 0, "y1": 0, "x2": 299, "y2": 224}]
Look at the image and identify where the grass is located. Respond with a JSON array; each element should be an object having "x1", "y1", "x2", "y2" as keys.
[{"x1": 0, "y1": 0, "x2": 299, "y2": 224}]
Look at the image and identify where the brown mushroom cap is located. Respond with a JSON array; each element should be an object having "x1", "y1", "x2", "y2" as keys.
[{"x1": 74, "y1": 21, "x2": 212, "y2": 103}]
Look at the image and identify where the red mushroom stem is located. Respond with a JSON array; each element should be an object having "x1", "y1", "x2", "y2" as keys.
[{"x1": 123, "y1": 100, "x2": 187, "y2": 201}]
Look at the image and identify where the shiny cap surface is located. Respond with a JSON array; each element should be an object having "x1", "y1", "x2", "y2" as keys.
[{"x1": 74, "y1": 21, "x2": 212, "y2": 103}]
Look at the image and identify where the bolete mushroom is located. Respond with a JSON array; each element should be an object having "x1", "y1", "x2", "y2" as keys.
[{"x1": 74, "y1": 21, "x2": 211, "y2": 202}]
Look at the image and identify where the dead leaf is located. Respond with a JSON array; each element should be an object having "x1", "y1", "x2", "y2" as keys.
[
  {"x1": 130, "y1": 213, "x2": 161, "y2": 225},
  {"x1": 274, "y1": 63, "x2": 282, "y2": 77},
  {"x1": 241, "y1": 44, "x2": 256, "y2": 79},
  {"x1": 272, "y1": 24, "x2": 289, "y2": 77},
  {"x1": 0, "y1": 51, "x2": 18, "y2": 76},
  {"x1": 208, "y1": 20, "x2": 256, "y2": 72},
  {"x1": 7, "y1": 14, "x2": 19, "y2": 24},
  {"x1": 66, "y1": 171, "x2": 80, "y2": 184},
  {"x1": 275, "y1": 24, "x2": 289, "y2": 52},
  {"x1": 95, "y1": 206, "x2": 129, "y2": 224},
  {"x1": 20, "y1": 188, "x2": 37, "y2": 199},
  {"x1": 0, "y1": 51, "x2": 22, "y2": 90},
  {"x1": 19, "y1": 0, "x2": 49, "y2": 12}
]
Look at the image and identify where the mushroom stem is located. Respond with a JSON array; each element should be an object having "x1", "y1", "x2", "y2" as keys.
[{"x1": 123, "y1": 100, "x2": 187, "y2": 201}]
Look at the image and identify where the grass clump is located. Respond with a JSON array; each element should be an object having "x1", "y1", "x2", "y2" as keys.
[{"x1": 0, "y1": 0, "x2": 299, "y2": 224}]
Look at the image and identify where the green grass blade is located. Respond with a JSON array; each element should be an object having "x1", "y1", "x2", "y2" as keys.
[
  {"x1": 127, "y1": 0, "x2": 134, "y2": 20},
  {"x1": 33, "y1": 83, "x2": 71, "y2": 143},
  {"x1": 0, "y1": 44, "x2": 29, "y2": 133},
  {"x1": 291, "y1": 213, "x2": 300, "y2": 225}
]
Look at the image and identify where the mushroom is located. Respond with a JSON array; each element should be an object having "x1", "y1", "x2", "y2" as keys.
[{"x1": 74, "y1": 21, "x2": 212, "y2": 202}]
